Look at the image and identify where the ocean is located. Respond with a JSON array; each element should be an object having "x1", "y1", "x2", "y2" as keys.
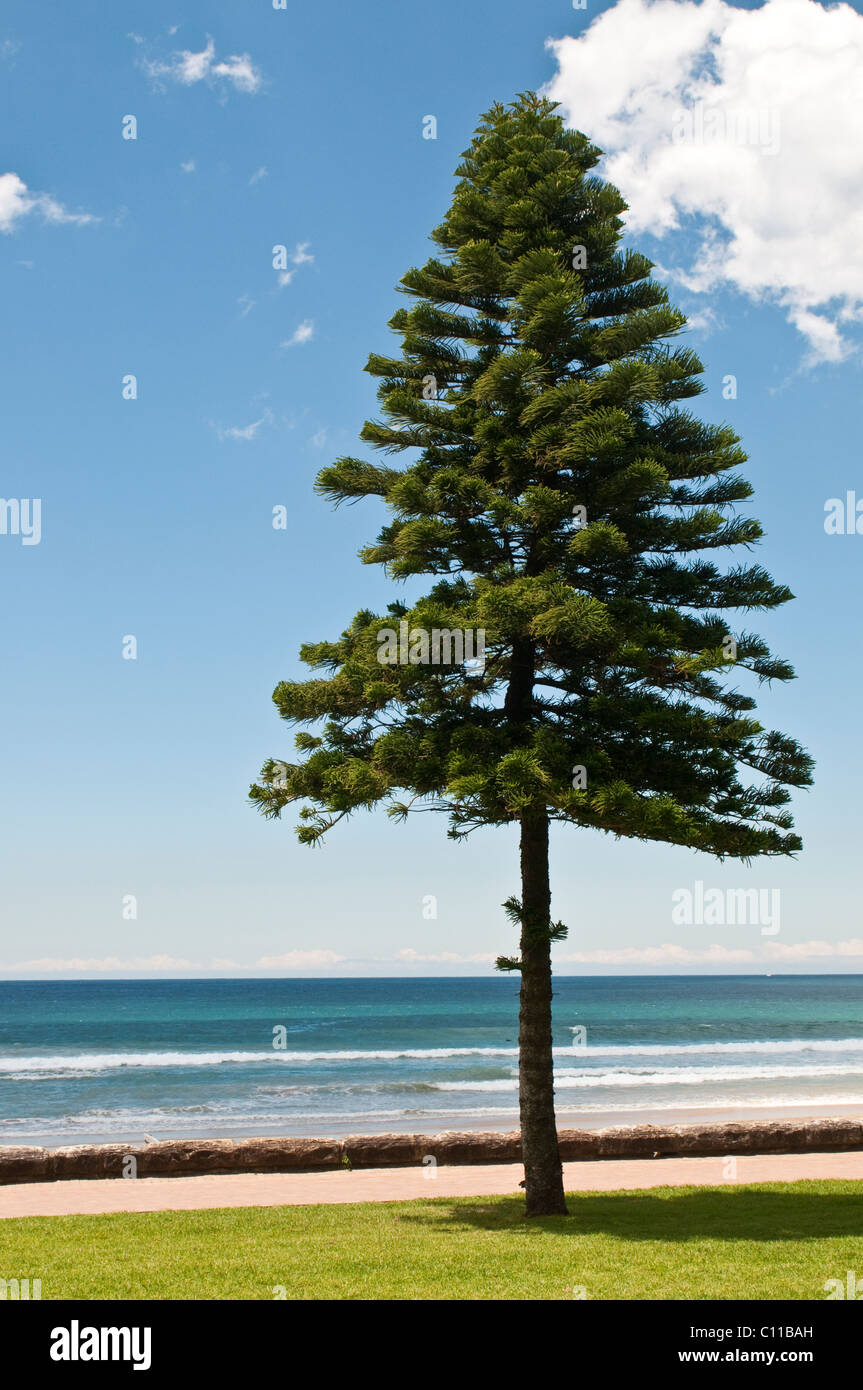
[{"x1": 2, "y1": 976, "x2": 863, "y2": 1148}]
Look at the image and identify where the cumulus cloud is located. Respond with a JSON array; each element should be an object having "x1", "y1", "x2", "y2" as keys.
[
  {"x1": 281, "y1": 319, "x2": 314, "y2": 347},
  {"x1": 545, "y1": 0, "x2": 863, "y2": 362},
  {"x1": 142, "y1": 35, "x2": 261, "y2": 94},
  {"x1": 0, "y1": 172, "x2": 97, "y2": 234},
  {"x1": 254, "y1": 950, "x2": 345, "y2": 969}
]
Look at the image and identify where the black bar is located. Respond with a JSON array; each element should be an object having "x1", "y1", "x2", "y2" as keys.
[{"x1": 7, "y1": 1299, "x2": 853, "y2": 1375}]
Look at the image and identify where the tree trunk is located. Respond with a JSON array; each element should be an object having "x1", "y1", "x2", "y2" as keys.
[{"x1": 518, "y1": 808, "x2": 568, "y2": 1216}]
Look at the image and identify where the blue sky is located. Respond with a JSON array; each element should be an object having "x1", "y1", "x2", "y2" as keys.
[{"x1": 2, "y1": 0, "x2": 862, "y2": 977}]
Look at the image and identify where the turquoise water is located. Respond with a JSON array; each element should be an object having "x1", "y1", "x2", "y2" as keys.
[{"x1": 2, "y1": 976, "x2": 863, "y2": 1146}]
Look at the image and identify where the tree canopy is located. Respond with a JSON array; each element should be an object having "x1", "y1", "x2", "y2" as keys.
[{"x1": 251, "y1": 91, "x2": 812, "y2": 876}]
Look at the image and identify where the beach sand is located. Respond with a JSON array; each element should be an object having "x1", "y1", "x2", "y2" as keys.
[
  {"x1": 3, "y1": 1148, "x2": 863, "y2": 1219},
  {"x1": 22, "y1": 1100, "x2": 863, "y2": 1150}
]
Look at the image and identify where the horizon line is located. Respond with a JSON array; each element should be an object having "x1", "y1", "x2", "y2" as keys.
[{"x1": 1, "y1": 971, "x2": 862, "y2": 983}]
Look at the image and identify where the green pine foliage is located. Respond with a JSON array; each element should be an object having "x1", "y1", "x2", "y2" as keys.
[{"x1": 251, "y1": 92, "x2": 812, "y2": 876}]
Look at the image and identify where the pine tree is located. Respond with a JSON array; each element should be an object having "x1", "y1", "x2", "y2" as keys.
[{"x1": 250, "y1": 93, "x2": 813, "y2": 1216}]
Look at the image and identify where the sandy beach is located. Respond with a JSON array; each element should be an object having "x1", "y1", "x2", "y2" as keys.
[{"x1": 19, "y1": 1100, "x2": 863, "y2": 1151}]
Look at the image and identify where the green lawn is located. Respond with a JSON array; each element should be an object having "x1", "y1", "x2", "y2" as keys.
[{"x1": 3, "y1": 1180, "x2": 863, "y2": 1300}]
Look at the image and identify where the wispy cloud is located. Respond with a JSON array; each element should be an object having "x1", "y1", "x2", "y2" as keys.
[
  {"x1": 553, "y1": 939, "x2": 863, "y2": 965},
  {"x1": 215, "y1": 407, "x2": 273, "y2": 442},
  {"x1": 0, "y1": 955, "x2": 198, "y2": 973},
  {"x1": 396, "y1": 949, "x2": 496, "y2": 964},
  {"x1": 554, "y1": 944, "x2": 756, "y2": 965},
  {"x1": 180, "y1": 159, "x2": 196, "y2": 174},
  {"x1": 0, "y1": 948, "x2": 345, "y2": 974},
  {"x1": 249, "y1": 166, "x2": 268, "y2": 186},
  {"x1": 7, "y1": 938, "x2": 863, "y2": 975},
  {"x1": 277, "y1": 242, "x2": 314, "y2": 289},
  {"x1": 0, "y1": 172, "x2": 97, "y2": 234},
  {"x1": 764, "y1": 939, "x2": 863, "y2": 961},
  {"x1": 679, "y1": 305, "x2": 722, "y2": 337},
  {"x1": 281, "y1": 319, "x2": 314, "y2": 348},
  {"x1": 141, "y1": 35, "x2": 262, "y2": 94}
]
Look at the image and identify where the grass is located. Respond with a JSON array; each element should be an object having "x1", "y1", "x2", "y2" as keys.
[{"x1": 3, "y1": 1180, "x2": 863, "y2": 1300}]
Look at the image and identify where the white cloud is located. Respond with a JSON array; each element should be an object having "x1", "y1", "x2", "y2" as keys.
[
  {"x1": 277, "y1": 243, "x2": 314, "y2": 290},
  {"x1": 0, "y1": 955, "x2": 197, "y2": 973},
  {"x1": 554, "y1": 943, "x2": 756, "y2": 965},
  {"x1": 255, "y1": 949, "x2": 345, "y2": 969},
  {"x1": 310, "y1": 427, "x2": 328, "y2": 448},
  {"x1": 545, "y1": 0, "x2": 863, "y2": 362},
  {"x1": 216, "y1": 408, "x2": 272, "y2": 441},
  {"x1": 237, "y1": 293, "x2": 255, "y2": 317},
  {"x1": 249, "y1": 166, "x2": 268, "y2": 185},
  {"x1": 764, "y1": 938, "x2": 863, "y2": 961},
  {"x1": 281, "y1": 319, "x2": 314, "y2": 347},
  {"x1": 6, "y1": 939, "x2": 863, "y2": 974},
  {"x1": 180, "y1": 159, "x2": 196, "y2": 173},
  {"x1": 0, "y1": 950, "x2": 344, "y2": 973},
  {"x1": 143, "y1": 35, "x2": 262, "y2": 94},
  {"x1": 396, "y1": 949, "x2": 497, "y2": 964},
  {"x1": 681, "y1": 304, "x2": 722, "y2": 337},
  {"x1": 554, "y1": 938, "x2": 863, "y2": 965},
  {"x1": 0, "y1": 172, "x2": 97, "y2": 234}
]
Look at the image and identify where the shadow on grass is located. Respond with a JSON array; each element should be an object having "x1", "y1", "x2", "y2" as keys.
[{"x1": 396, "y1": 1184, "x2": 863, "y2": 1243}]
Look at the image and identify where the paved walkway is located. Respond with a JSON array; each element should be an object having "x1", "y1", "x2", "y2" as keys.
[{"x1": 2, "y1": 1149, "x2": 863, "y2": 1218}]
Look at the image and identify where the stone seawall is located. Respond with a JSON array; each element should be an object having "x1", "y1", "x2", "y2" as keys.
[{"x1": 2, "y1": 1117, "x2": 863, "y2": 1184}]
